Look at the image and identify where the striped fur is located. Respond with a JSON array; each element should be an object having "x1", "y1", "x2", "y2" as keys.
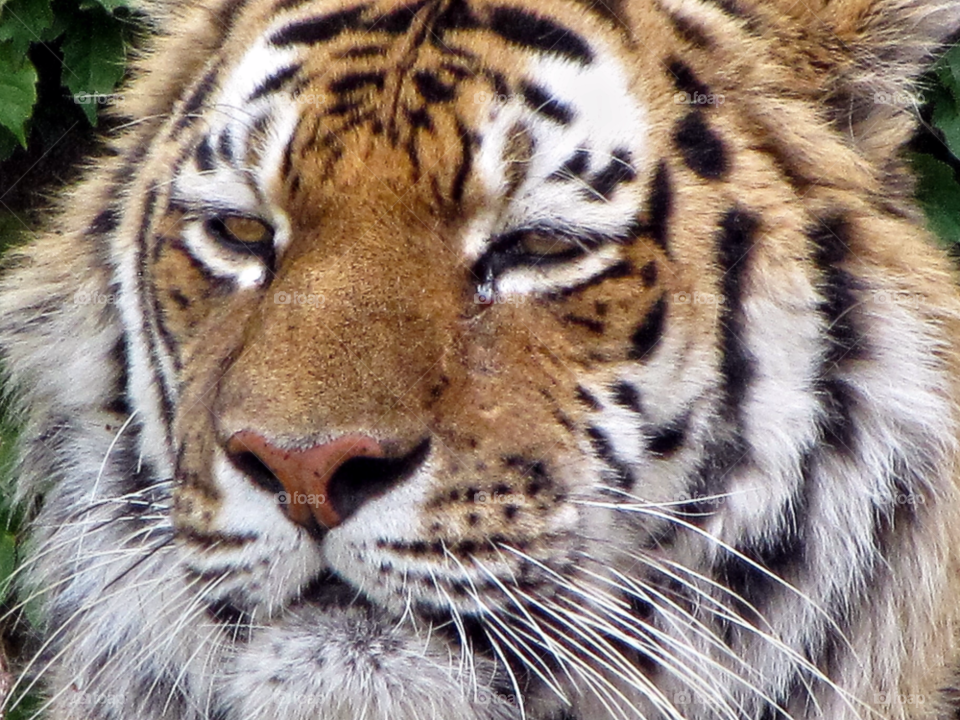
[{"x1": 2, "y1": 0, "x2": 960, "y2": 718}]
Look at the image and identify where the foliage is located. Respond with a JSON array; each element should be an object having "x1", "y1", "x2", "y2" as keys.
[
  {"x1": 913, "y1": 43, "x2": 960, "y2": 248},
  {"x1": 0, "y1": 0, "x2": 133, "y2": 157}
]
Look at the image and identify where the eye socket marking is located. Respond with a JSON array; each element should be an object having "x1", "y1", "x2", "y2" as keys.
[
  {"x1": 205, "y1": 215, "x2": 276, "y2": 266},
  {"x1": 474, "y1": 229, "x2": 585, "y2": 284}
]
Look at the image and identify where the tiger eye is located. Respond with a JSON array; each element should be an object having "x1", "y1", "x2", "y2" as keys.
[
  {"x1": 517, "y1": 233, "x2": 571, "y2": 257},
  {"x1": 222, "y1": 216, "x2": 272, "y2": 244}
]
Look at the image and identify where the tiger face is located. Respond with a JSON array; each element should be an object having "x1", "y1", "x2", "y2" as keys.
[
  {"x1": 3, "y1": 0, "x2": 960, "y2": 718},
  {"x1": 162, "y1": 0, "x2": 676, "y2": 620}
]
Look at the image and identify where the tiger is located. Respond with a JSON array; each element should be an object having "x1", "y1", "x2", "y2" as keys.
[{"x1": 1, "y1": 0, "x2": 960, "y2": 717}]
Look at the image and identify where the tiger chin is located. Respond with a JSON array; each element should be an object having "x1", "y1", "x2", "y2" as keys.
[{"x1": 2, "y1": 0, "x2": 960, "y2": 717}]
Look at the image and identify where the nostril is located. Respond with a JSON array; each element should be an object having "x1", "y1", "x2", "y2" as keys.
[
  {"x1": 223, "y1": 431, "x2": 424, "y2": 531},
  {"x1": 228, "y1": 450, "x2": 284, "y2": 495},
  {"x1": 326, "y1": 438, "x2": 431, "y2": 522}
]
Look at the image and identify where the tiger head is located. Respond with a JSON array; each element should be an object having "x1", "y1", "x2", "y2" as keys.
[{"x1": 4, "y1": 0, "x2": 960, "y2": 718}]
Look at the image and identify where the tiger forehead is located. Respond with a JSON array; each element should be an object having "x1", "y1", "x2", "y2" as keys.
[
  {"x1": 172, "y1": 0, "x2": 651, "y2": 240},
  {"x1": 248, "y1": 0, "x2": 623, "y2": 189}
]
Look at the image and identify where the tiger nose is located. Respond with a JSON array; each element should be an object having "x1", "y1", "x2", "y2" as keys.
[{"x1": 225, "y1": 431, "x2": 388, "y2": 530}]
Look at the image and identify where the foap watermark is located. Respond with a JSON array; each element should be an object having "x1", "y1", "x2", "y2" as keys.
[
  {"x1": 674, "y1": 90, "x2": 725, "y2": 107},
  {"x1": 868, "y1": 490, "x2": 926, "y2": 507},
  {"x1": 64, "y1": 688, "x2": 126, "y2": 715},
  {"x1": 873, "y1": 289, "x2": 921, "y2": 309},
  {"x1": 873, "y1": 91, "x2": 923, "y2": 107},
  {"x1": 473, "y1": 689, "x2": 518, "y2": 707},
  {"x1": 73, "y1": 290, "x2": 119, "y2": 305},
  {"x1": 278, "y1": 491, "x2": 327, "y2": 508},
  {"x1": 472, "y1": 89, "x2": 511, "y2": 105},
  {"x1": 474, "y1": 289, "x2": 525, "y2": 306},
  {"x1": 673, "y1": 291, "x2": 723, "y2": 306},
  {"x1": 875, "y1": 692, "x2": 927, "y2": 707},
  {"x1": 73, "y1": 92, "x2": 121, "y2": 106},
  {"x1": 474, "y1": 490, "x2": 523, "y2": 505},
  {"x1": 291, "y1": 90, "x2": 324, "y2": 106},
  {"x1": 274, "y1": 291, "x2": 325, "y2": 307}
]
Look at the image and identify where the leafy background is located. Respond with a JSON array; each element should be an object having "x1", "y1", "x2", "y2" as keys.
[{"x1": 0, "y1": 1, "x2": 958, "y2": 717}]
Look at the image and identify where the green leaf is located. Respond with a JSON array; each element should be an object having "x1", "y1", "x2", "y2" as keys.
[
  {"x1": 944, "y1": 44, "x2": 960, "y2": 88},
  {"x1": 0, "y1": 0, "x2": 53, "y2": 56},
  {"x1": 911, "y1": 152, "x2": 960, "y2": 247},
  {"x1": 0, "y1": 123, "x2": 19, "y2": 160},
  {"x1": 0, "y1": 531, "x2": 14, "y2": 604},
  {"x1": 61, "y1": 7, "x2": 125, "y2": 125},
  {"x1": 0, "y1": 43, "x2": 37, "y2": 146},
  {"x1": 932, "y1": 91, "x2": 960, "y2": 158},
  {"x1": 6, "y1": 693, "x2": 43, "y2": 720}
]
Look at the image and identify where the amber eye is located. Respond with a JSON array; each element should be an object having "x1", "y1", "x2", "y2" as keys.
[
  {"x1": 211, "y1": 216, "x2": 272, "y2": 245},
  {"x1": 515, "y1": 232, "x2": 574, "y2": 258},
  {"x1": 473, "y1": 229, "x2": 584, "y2": 283},
  {"x1": 206, "y1": 215, "x2": 275, "y2": 263}
]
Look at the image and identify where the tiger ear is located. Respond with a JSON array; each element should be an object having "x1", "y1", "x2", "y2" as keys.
[{"x1": 808, "y1": 0, "x2": 960, "y2": 156}]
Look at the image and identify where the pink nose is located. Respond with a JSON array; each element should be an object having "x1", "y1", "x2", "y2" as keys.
[{"x1": 226, "y1": 431, "x2": 383, "y2": 529}]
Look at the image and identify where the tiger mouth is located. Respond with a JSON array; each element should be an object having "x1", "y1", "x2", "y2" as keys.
[{"x1": 203, "y1": 567, "x2": 525, "y2": 674}]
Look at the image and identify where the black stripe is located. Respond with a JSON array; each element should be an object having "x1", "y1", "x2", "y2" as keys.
[
  {"x1": 690, "y1": 207, "x2": 760, "y2": 504},
  {"x1": 714, "y1": 484, "x2": 807, "y2": 621},
  {"x1": 195, "y1": 136, "x2": 215, "y2": 172},
  {"x1": 663, "y1": 8, "x2": 713, "y2": 48},
  {"x1": 270, "y1": 5, "x2": 367, "y2": 45},
  {"x1": 575, "y1": 384, "x2": 602, "y2": 410},
  {"x1": 716, "y1": 207, "x2": 759, "y2": 411},
  {"x1": 406, "y1": 107, "x2": 434, "y2": 131},
  {"x1": 556, "y1": 148, "x2": 589, "y2": 178},
  {"x1": 647, "y1": 412, "x2": 690, "y2": 457},
  {"x1": 817, "y1": 376, "x2": 857, "y2": 451},
  {"x1": 414, "y1": 70, "x2": 457, "y2": 103},
  {"x1": 371, "y1": 0, "x2": 427, "y2": 33},
  {"x1": 489, "y1": 6, "x2": 593, "y2": 63},
  {"x1": 808, "y1": 213, "x2": 867, "y2": 365},
  {"x1": 326, "y1": 99, "x2": 363, "y2": 117},
  {"x1": 586, "y1": 426, "x2": 635, "y2": 489},
  {"x1": 104, "y1": 337, "x2": 132, "y2": 416},
  {"x1": 561, "y1": 313, "x2": 604, "y2": 334},
  {"x1": 173, "y1": 66, "x2": 219, "y2": 136},
  {"x1": 135, "y1": 188, "x2": 177, "y2": 438},
  {"x1": 640, "y1": 161, "x2": 673, "y2": 252},
  {"x1": 249, "y1": 64, "x2": 302, "y2": 101},
  {"x1": 627, "y1": 295, "x2": 666, "y2": 360},
  {"x1": 217, "y1": 130, "x2": 234, "y2": 162},
  {"x1": 673, "y1": 110, "x2": 728, "y2": 179},
  {"x1": 330, "y1": 70, "x2": 386, "y2": 94},
  {"x1": 666, "y1": 57, "x2": 711, "y2": 100},
  {"x1": 280, "y1": 136, "x2": 295, "y2": 179},
  {"x1": 433, "y1": 0, "x2": 481, "y2": 30},
  {"x1": 335, "y1": 44, "x2": 387, "y2": 58},
  {"x1": 435, "y1": 0, "x2": 480, "y2": 31},
  {"x1": 520, "y1": 82, "x2": 574, "y2": 124},
  {"x1": 639, "y1": 260, "x2": 658, "y2": 287},
  {"x1": 611, "y1": 380, "x2": 643, "y2": 414},
  {"x1": 451, "y1": 119, "x2": 473, "y2": 204},
  {"x1": 87, "y1": 206, "x2": 121, "y2": 237},
  {"x1": 757, "y1": 141, "x2": 812, "y2": 191},
  {"x1": 585, "y1": 148, "x2": 636, "y2": 200},
  {"x1": 558, "y1": 259, "x2": 633, "y2": 297}
]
